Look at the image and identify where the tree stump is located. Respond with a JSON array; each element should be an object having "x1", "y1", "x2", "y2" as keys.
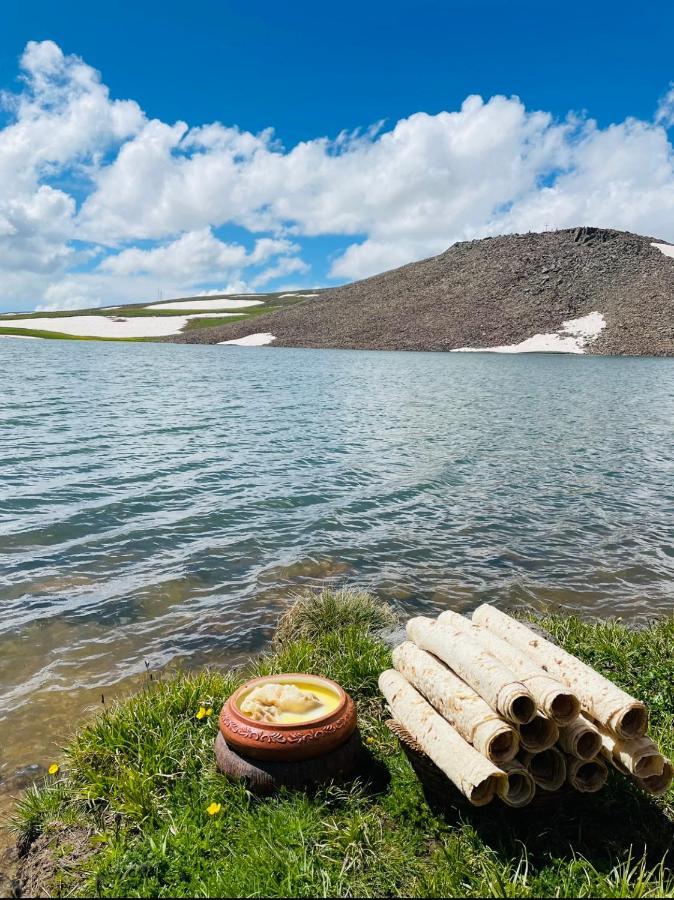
[{"x1": 214, "y1": 729, "x2": 364, "y2": 794}]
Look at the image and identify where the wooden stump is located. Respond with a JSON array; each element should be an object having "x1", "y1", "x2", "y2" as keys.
[{"x1": 214, "y1": 729, "x2": 364, "y2": 794}]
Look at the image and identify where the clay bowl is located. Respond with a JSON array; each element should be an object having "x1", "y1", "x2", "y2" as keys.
[{"x1": 219, "y1": 673, "x2": 357, "y2": 762}]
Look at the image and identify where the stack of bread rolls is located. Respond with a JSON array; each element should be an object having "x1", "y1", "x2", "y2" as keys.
[{"x1": 379, "y1": 605, "x2": 671, "y2": 807}]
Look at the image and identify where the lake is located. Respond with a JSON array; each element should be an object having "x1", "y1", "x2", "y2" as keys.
[{"x1": 2, "y1": 337, "x2": 674, "y2": 785}]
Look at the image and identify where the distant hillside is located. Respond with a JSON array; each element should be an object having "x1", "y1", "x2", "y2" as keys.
[
  {"x1": 166, "y1": 228, "x2": 674, "y2": 356},
  {"x1": 0, "y1": 290, "x2": 322, "y2": 341}
]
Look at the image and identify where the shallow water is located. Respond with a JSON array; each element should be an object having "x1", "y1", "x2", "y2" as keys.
[{"x1": 2, "y1": 338, "x2": 674, "y2": 788}]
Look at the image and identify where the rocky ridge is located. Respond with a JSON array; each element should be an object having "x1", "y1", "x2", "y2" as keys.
[{"x1": 165, "y1": 228, "x2": 674, "y2": 356}]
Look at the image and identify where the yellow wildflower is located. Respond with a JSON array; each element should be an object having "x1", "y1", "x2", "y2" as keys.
[
  {"x1": 48, "y1": 763, "x2": 60, "y2": 776},
  {"x1": 196, "y1": 706, "x2": 207, "y2": 720},
  {"x1": 205, "y1": 708, "x2": 213, "y2": 717},
  {"x1": 207, "y1": 802, "x2": 221, "y2": 816}
]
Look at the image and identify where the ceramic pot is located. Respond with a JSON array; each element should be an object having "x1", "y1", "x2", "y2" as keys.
[{"x1": 219, "y1": 673, "x2": 357, "y2": 761}]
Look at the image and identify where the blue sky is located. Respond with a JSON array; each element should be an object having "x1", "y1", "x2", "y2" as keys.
[
  {"x1": 4, "y1": 0, "x2": 673, "y2": 142},
  {"x1": 1, "y1": 1, "x2": 674, "y2": 311}
]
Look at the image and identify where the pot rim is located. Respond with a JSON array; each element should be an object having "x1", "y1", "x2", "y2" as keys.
[{"x1": 226, "y1": 673, "x2": 348, "y2": 731}]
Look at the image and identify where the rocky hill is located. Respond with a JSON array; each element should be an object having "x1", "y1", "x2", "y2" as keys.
[{"x1": 165, "y1": 228, "x2": 674, "y2": 355}]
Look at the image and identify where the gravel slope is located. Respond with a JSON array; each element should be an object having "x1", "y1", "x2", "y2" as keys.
[{"x1": 165, "y1": 228, "x2": 674, "y2": 356}]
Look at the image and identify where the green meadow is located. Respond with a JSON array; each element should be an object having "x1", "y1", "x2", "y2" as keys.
[{"x1": 13, "y1": 590, "x2": 674, "y2": 898}]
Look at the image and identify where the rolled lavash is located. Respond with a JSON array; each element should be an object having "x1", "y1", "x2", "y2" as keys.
[
  {"x1": 392, "y1": 642, "x2": 519, "y2": 764},
  {"x1": 558, "y1": 716, "x2": 603, "y2": 761},
  {"x1": 438, "y1": 610, "x2": 580, "y2": 726},
  {"x1": 635, "y1": 759, "x2": 673, "y2": 797},
  {"x1": 519, "y1": 746, "x2": 566, "y2": 791},
  {"x1": 595, "y1": 723, "x2": 665, "y2": 778},
  {"x1": 407, "y1": 616, "x2": 536, "y2": 725},
  {"x1": 472, "y1": 604, "x2": 648, "y2": 739},
  {"x1": 518, "y1": 713, "x2": 559, "y2": 753},
  {"x1": 566, "y1": 755, "x2": 608, "y2": 793},
  {"x1": 500, "y1": 760, "x2": 536, "y2": 808},
  {"x1": 379, "y1": 669, "x2": 508, "y2": 806}
]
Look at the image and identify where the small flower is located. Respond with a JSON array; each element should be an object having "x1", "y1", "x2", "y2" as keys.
[
  {"x1": 205, "y1": 708, "x2": 213, "y2": 717},
  {"x1": 366, "y1": 737, "x2": 375, "y2": 745},
  {"x1": 196, "y1": 706, "x2": 207, "y2": 720},
  {"x1": 207, "y1": 802, "x2": 221, "y2": 816},
  {"x1": 48, "y1": 763, "x2": 60, "y2": 776}
]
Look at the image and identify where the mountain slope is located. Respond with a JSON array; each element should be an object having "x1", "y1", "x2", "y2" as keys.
[{"x1": 166, "y1": 228, "x2": 674, "y2": 356}]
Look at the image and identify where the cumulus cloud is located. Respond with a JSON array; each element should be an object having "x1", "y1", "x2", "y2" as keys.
[
  {"x1": 251, "y1": 256, "x2": 309, "y2": 288},
  {"x1": 656, "y1": 85, "x2": 674, "y2": 128},
  {"x1": 0, "y1": 41, "x2": 144, "y2": 309},
  {"x1": 37, "y1": 280, "x2": 103, "y2": 312},
  {"x1": 2, "y1": 40, "x2": 674, "y2": 311},
  {"x1": 99, "y1": 230, "x2": 298, "y2": 278},
  {"x1": 35, "y1": 271, "x2": 253, "y2": 312}
]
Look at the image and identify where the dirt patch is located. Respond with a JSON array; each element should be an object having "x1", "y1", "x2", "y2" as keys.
[
  {"x1": 14, "y1": 826, "x2": 93, "y2": 898},
  {"x1": 164, "y1": 227, "x2": 674, "y2": 356},
  {"x1": 0, "y1": 843, "x2": 19, "y2": 899}
]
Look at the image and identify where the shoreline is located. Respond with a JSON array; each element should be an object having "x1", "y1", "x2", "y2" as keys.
[
  {"x1": 5, "y1": 590, "x2": 673, "y2": 898},
  {"x1": 4, "y1": 332, "x2": 674, "y2": 360}
]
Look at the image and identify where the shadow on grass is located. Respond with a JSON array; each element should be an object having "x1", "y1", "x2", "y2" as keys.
[{"x1": 424, "y1": 771, "x2": 674, "y2": 875}]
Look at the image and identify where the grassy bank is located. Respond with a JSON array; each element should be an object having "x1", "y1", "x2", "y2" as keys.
[
  {"x1": 0, "y1": 327, "x2": 151, "y2": 341},
  {"x1": 12, "y1": 591, "x2": 674, "y2": 897}
]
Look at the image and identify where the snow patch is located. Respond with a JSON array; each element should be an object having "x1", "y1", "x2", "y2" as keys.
[
  {"x1": 0, "y1": 313, "x2": 237, "y2": 338},
  {"x1": 651, "y1": 242, "x2": 674, "y2": 259},
  {"x1": 184, "y1": 312, "x2": 240, "y2": 318},
  {"x1": 278, "y1": 292, "x2": 319, "y2": 298},
  {"x1": 219, "y1": 332, "x2": 276, "y2": 347},
  {"x1": 452, "y1": 312, "x2": 606, "y2": 354},
  {"x1": 145, "y1": 298, "x2": 264, "y2": 311}
]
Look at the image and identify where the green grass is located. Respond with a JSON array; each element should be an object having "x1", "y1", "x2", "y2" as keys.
[
  {"x1": 12, "y1": 593, "x2": 674, "y2": 897},
  {"x1": 273, "y1": 586, "x2": 399, "y2": 644},
  {"x1": 0, "y1": 306, "x2": 212, "y2": 322},
  {"x1": 0, "y1": 308, "x2": 210, "y2": 320},
  {"x1": 0, "y1": 326, "x2": 153, "y2": 342},
  {"x1": 181, "y1": 314, "x2": 251, "y2": 331},
  {"x1": 180, "y1": 302, "x2": 292, "y2": 331}
]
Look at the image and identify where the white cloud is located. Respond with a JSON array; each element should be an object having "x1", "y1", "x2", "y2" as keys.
[
  {"x1": 0, "y1": 40, "x2": 144, "y2": 310},
  {"x1": 2, "y1": 40, "x2": 674, "y2": 311},
  {"x1": 248, "y1": 237, "x2": 298, "y2": 264},
  {"x1": 35, "y1": 272, "x2": 253, "y2": 312},
  {"x1": 100, "y1": 229, "x2": 248, "y2": 277},
  {"x1": 251, "y1": 256, "x2": 309, "y2": 288},
  {"x1": 94, "y1": 230, "x2": 304, "y2": 303},
  {"x1": 37, "y1": 280, "x2": 102, "y2": 311},
  {"x1": 0, "y1": 40, "x2": 143, "y2": 186},
  {"x1": 656, "y1": 85, "x2": 674, "y2": 128}
]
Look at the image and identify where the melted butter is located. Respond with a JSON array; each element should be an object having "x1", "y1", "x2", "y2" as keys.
[
  {"x1": 276, "y1": 682, "x2": 340, "y2": 724},
  {"x1": 238, "y1": 680, "x2": 340, "y2": 725}
]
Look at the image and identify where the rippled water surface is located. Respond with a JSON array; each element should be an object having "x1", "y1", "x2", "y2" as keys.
[{"x1": 2, "y1": 338, "x2": 674, "y2": 784}]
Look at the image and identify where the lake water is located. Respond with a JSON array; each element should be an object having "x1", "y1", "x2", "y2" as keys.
[{"x1": 2, "y1": 337, "x2": 674, "y2": 788}]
